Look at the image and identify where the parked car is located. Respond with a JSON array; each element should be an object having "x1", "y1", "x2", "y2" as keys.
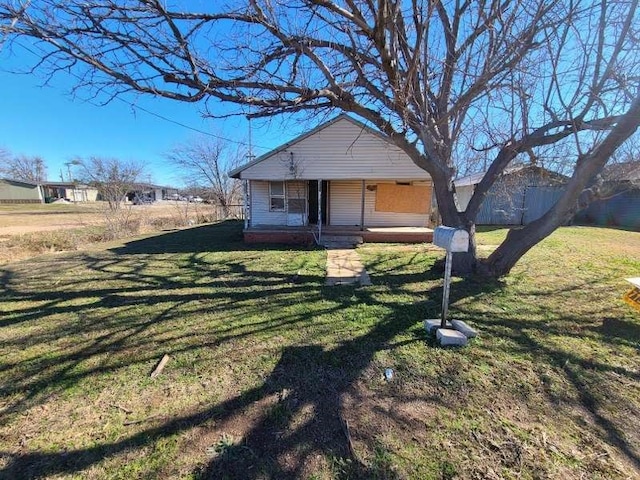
[{"x1": 132, "y1": 195, "x2": 152, "y2": 205}]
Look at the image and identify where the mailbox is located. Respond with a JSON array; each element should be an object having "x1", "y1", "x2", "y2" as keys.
[{"x1": 433, "y1": 226, "x2": 469, "y2": 252}]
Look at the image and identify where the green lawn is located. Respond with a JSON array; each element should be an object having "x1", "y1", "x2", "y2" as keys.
[{"x1": 0, "y1": 221, "x2": 638, "y2": 479}]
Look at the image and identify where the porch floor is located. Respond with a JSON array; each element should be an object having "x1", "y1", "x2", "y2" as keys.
[{"x1": 244, "y1": 225, "x2": 434, "y2": 244}]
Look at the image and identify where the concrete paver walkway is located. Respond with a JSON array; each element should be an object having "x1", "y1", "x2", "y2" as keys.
[{"x1": 325, "y1": 248, "x2": 372, "y2": 286}]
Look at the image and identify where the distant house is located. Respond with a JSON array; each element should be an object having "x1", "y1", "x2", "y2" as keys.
[
  {"x1": 574, "y1": 161, "x2": 640, "y2": 230},
  {"x1": 0, "y1": 178, "x2": 44, "y2": 204},
  {"x1": 454, "y1": 165, "x2": 568, "y2": 225},
  {"x1": 41, "y1": 182, "x2": 99, "y2": 202},
  {"x1": 230, "y1": 114, "x2": 434, "y2": 244},
  {"x1": 126, "y1": 183, "x2": 179, "y2": 203}
]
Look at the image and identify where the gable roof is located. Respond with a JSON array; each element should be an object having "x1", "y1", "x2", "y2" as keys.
[
  {"x1": 229, "y1": 114, "x2": 396, "y2": 179},
  {"x1": 41, "y1": 181, "x2": 93, "y2": 189},
  {"x1": 0, "y1": 177, "x2": 40, "y2": 188},
  {"x1": 454, "y1": 165, "x2": 567, "y2": 187},
  {"x1": 602, "y1": 161, "x2": 640, "y2": 182}
]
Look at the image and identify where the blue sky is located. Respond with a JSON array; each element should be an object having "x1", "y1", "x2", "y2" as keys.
[{"x1": 0, "y1": 43, "x2": 301, "y2": 187}]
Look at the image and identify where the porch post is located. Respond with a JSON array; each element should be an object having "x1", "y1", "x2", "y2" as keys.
[
  {"x1": 317, "y1": 179, "x2": 322, "y2": 242},
  {"x1": 243, "y1": 179, "x2": 249, "y2": 229},
  {"x1": 360, "y1": 179, "x2": 365, "y2": 231}
]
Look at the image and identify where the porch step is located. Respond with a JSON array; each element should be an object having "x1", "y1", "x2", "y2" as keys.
[{"x1": 320, "y1": 235, "x2": 363, "y2": 248}]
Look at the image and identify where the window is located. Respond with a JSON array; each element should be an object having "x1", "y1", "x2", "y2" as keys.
[{"x1": 270, "y1": 181, "x2": 285, "y2": 211}]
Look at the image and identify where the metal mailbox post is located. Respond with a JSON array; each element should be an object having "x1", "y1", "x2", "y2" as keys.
[{"x1": 432, "y1": 226, "x2": 470, "y2": 328}]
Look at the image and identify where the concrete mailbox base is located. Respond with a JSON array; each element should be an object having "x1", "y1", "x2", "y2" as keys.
[
  {"x1": 451, "y1": 320, "x2": 478, "y2": 338},
  {"x1": 436, "y1": 328, "x2": 468, "y2": 347},
  {"x1": 424, "y1": 319, "x2": 452, "y2": 334}
]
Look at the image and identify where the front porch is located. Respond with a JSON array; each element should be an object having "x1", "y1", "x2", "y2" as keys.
[{"x1": 244, "y1": 225, "x2": 434, "y2": 245}]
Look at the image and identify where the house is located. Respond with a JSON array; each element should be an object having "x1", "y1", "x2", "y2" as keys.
[
  {"x1": 574, "y1": 161, "x2": 640, "y2": 230},
  {"x1": 230, "y1": 115, "x2": 435, "y2": 244},
  {"x1": 126, "y1": 183, "x2": 179, "y2": 203},
  {"x1": 41, "y1": 182, "x2": 99, "y2": 202},
  {"x1": 454, "y1": 165, "x2": 568, "y2": 225},
  {"x1": 0, "y1": 178, "x2": 44, "y2": 204}
]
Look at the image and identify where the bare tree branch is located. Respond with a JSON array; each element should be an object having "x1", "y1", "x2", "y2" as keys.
[
  {"x1": 1, "y1": 0, "x2": 638, "y2": 275},
  {"x1": 0, "y1": 152, "x2": 47, "y2": 183},
  {"x1": 164, "y1": 137, "x2": 243, "y2": 213}
]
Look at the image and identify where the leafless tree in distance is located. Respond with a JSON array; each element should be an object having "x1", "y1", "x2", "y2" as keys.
[
  {"x1": 165, "y1": 137, "x2": 243, "y2": 216},
  {"x1": 0, "y1": 153, "x2": 47, "y2": 183},
  {"x1": 0, "y1": 147, "x2": 12, "y2": 176},
  {"x1": 75, "y1": 156, "x2": 144, "y2": 211},
  {"x1": 2, "y1": 0, "x2": 639, "y2": 276}
]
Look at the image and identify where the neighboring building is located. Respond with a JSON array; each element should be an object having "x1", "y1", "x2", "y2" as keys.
[
  {"x1": 574, "y1": 161, "x2": 640, "y2": 230},
  {"x1": 0, "y1": 178, "x2": 44, "y2": 204},
  {"x1": 127, "y1": 184, "x2": 179, "y2": 203},
  {"x1": 454, "y1": 165, "x2": 568, "y2": 225},
  {"x1": 230, "y1": 114, "x2": 434, "y2": 244},
  {"x1": 41, "y1": 182, "x2": 99, "y2": 202}
]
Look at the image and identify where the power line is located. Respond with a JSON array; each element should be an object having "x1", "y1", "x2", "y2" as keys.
[{"x1": 11, "y1": 40, "x2": 273, "y2": 152}]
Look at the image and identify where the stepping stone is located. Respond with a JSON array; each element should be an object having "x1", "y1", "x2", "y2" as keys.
[
  {"x1": 451, "y1": 320, "x2": 478, "y2": 338},
  {"x1": 325, "y1": 248, "x2": 371, "y2": 286},
  {"x1": 424, "y1": 319, "x2": 452, "y2": 334},
  {"x1": 436, "y1": 328, "x2": 468, "y2": 347}
]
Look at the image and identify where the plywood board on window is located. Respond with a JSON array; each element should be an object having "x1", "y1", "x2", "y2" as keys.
[{"x1": 375, "y1": 184, "x2": 432, "y2": 214}]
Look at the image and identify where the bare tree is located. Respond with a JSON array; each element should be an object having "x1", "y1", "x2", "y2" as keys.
[
  {"x1": 2, "y1": 1, "x2": 639, "y2": 276},
  {"x1": 75, "y1": 157, "x2": 143, "y2": 211},
  {"x1": 165, "y1": 137, "x2": 243, "y2": 215},
  {"x1": 0, "y1": 153, "x2": 47, "y2": 183},
  {"x1": 0, "y1": 147, "x2": 11, "y2": 173}
]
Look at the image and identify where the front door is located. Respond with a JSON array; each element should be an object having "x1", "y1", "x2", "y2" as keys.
[{"x1": 308, "y1": 180, "x2": 328, "y2": 225}]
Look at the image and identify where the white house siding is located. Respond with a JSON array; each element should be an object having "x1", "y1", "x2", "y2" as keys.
[
  {"x1": 239, "y1": 117, "x2": 430, "y2": 181},
  {"x1": 250, "y1": 180, "x2": 307, "y2": 226},
  {"x1": 68, "y1": 187, "x2": 99, "y2": 202},
  {"x1": 329, "y1": 181, "x2": 362, "y2": 226},
  {"x1": 329, "y1": 180, "x2": 431, "y2": 227}
]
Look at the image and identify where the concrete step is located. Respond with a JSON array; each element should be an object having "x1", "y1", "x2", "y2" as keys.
[{"x1": 320, "y1": 235, "x2": 363, "y2": 248}]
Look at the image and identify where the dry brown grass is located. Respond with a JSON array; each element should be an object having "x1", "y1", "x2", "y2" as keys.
[{"x1": 0, "y1": 202, "x2": 224, "y2": 264}]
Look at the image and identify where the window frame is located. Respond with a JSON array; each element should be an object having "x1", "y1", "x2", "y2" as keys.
[{"x1": 269, "y1": 181, "x2": 286, "y2": 212}]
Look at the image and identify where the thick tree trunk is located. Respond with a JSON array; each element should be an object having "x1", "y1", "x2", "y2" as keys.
[
  {"x1": 452, "y1": 222, "x2": 478, "y2": 275},
  {"x1": 479, "y1": 91, "x2": 640, "y2": 277},
  {"x1": 431, "y1": 175, "x2": 480, "y2": 275},
  {"x1": 477, "y1": 221, "x2": 556, "y2": 277}
]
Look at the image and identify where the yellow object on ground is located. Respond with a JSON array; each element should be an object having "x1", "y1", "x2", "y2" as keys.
[{"x1": 623, "y1": 278, "x2": 640, "y2": 312}]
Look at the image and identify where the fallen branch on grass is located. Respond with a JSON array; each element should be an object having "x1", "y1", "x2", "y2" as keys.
[
  {"x1": 109, "y1": 403, "x2": 133, "y2": 414},
  {"x1": 150, "y1": 354, "x2": 170, "y2": 378},
  {"x1": 124, "y1": 415, "x2": 160, "y2": 426}
]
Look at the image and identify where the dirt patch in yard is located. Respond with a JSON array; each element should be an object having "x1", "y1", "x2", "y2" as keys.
[{"x1": 0, "y1": 203, "x2": 183, "y2": 234}]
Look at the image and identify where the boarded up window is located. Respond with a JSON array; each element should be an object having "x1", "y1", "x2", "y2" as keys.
[{"x1": 375, "y1": 184, "x2": 432, "y2": 214}]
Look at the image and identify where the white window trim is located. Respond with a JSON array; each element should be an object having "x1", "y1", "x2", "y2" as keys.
[{"x1": 269, "y1": 181, "x2": 286, "y2": 212}]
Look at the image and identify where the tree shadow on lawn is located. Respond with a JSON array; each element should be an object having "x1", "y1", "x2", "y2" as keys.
[
  {"x1": 109, "y1": 220, "x2": 295, "y2": 255},
  {"x1": 0, "y1": 223, "x2": 497, "y2": 479},
  {"x1": 1, "y1": 223, "x2": 638, "y2": 477},
  {"x1": 475, "y1": 313, "x2": 640, "y2": 472}
]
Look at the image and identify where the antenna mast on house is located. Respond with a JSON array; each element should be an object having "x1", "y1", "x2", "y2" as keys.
[{"x1": 247, "y1": 114, "x2": 255, "y2": 162}]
